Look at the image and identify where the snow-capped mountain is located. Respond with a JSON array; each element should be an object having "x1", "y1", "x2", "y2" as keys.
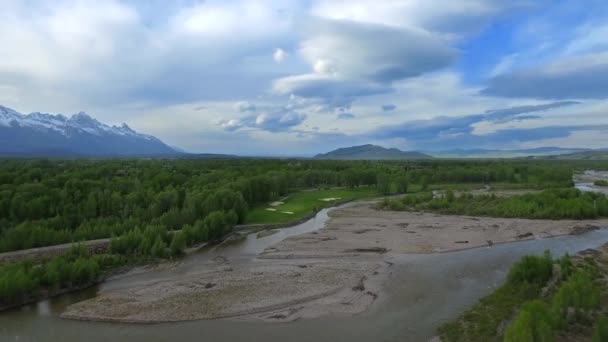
[{"x1": 0, "y1": 105, "x2": 177, "y2": 156}]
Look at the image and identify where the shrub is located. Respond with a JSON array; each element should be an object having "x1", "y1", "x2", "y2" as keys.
[
  {"x1": 551, "y1": 269, "x2": 600, "y2": 326},
  {"x1": 504, "y1": 300, "x2": 555, "y2": 342},
  {"x1": 170, "y1": 232, "x2": 187, "y2": 257},
  {"x1": 593, "y1": 316, "x2": 608, "y2": 342},
  {"x1": 507, "y1": 252, "x2": 553, "y2": 286}
]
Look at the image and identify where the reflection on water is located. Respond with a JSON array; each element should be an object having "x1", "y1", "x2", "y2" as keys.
[{"x1": 1, "y1": 183, "x2": 608, "y2": 342}]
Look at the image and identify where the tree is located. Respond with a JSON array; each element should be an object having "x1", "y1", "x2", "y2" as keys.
[
  {"x1": 170, "y1": 232, "x2": 187, "y2": 257},
  {"x1": 395, "y1": 175, "x2": 409, "y2": 194},
  {"x1": 376, "y1": 173, "x2": 391, "y2": 195},
  {"x1": 445, "y1": 189, "x2": 455, "y2": 203},
  {"x1": 150, "y1": 236, "x2": 167, "y2": 258},
  {"x1": 421, "y1": 176, "x2": 430, "y2": 191},
  {"x1": 593, "y1": 316, "x2": 608, "y2": 342}
]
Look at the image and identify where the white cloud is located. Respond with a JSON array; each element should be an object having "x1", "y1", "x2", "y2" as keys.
[
  {"x1": 272, "y1": 19, "x2": 456, "y2": 107},
  {"x1": 234, "y1": 101, "x2": 256, "y2": 112},
  {"x1": 1, "y1": 0, "x2": 607, "y2": 153},
  {"x1": 273, "y1": 48, "x2": 288, "y2": 63},
  {"x1": 310, "y1": 0, "x2": 533, "y2": 38},
  {"x1": 170, "y1": 0, "x2": 294, "y2": 38}
]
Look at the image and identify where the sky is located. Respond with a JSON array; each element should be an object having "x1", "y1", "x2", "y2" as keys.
[{"x1": 1, "y1": 0, "x2": 607, "y2": 155}]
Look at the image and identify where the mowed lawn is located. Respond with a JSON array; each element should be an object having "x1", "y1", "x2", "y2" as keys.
[{"x1": 244, "y1": 187, "x2": 378, "y2": 224}]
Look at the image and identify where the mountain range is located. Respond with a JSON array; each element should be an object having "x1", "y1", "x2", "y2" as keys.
[
  {"x1": 1, "y1": 105, "x2": 602, "y2": 160},
  {"x1": 314, "y1": 144, "x2": 431, "y2": 160},
  {"x1": 0, "y1": 105, "x2": 176, "y2": 157},
  {"x1": 426, "y1": 147, "x2": 591, "y2": 158},
  {"x1": 536, "y1": 150, "x2": 608, "y2": 160}
]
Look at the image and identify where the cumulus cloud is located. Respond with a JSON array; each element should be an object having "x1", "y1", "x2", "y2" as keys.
[
  {"x1": 2, "y1": 0, "x2": 608, "y2": 154},
  {"x1": 0, "y1": 0, "x2": 300, "y2": 110},
  {"x1": 235, "y1": 101, "x2": 256, "y2": 112},
  {"x1": 219, "y1": 105, "x2": 307, "y2": 133},
  {"x1": 254, "y1": 111, "x2": 307, "y2": 131},
  {"x1": 482, "y1": 53, "x2": 608, "y2": 100},
  {"x1": 219, "y1": 119, "x2": 242, "y2": 131},
  {"x1": 273, "y1": 48, "x2": 288, "y2": 63}
]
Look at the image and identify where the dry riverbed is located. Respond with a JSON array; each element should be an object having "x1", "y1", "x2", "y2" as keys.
[{"x1": 61, "y1": 201, "x2": 608, "y2": 324}]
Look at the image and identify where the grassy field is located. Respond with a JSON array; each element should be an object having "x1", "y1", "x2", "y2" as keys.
[{"x1": 244, "y1": 187, "x2": 378, "y2": 224}]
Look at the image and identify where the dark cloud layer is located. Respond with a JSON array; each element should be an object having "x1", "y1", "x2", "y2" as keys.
[
  {"x1": 481, "y1": 58, "x2": 608, "y2": 99},
  {"x1": 368, "y1": 101, "x2": 586, "y2": 149},
  {"x1": 337, "y1": 112, "x2": 355, "y2": 119},
  {"x1": 381, "y1": 104, "x2": 396, "y2": 112}
]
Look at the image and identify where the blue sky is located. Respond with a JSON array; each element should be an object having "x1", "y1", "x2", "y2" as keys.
[{"x1": 1, "y1": 0, "x2": 607, "y2": 155}]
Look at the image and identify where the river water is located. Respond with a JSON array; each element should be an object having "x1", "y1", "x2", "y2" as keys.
[{"x1": 2, "y1": 187, "x2": 608, "y2": 342}]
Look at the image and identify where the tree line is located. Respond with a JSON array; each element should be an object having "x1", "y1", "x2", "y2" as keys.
[
  {"x1": 0, "y1": 208, "x2": 238, "y2": 306},
  {"x1": 381, "y1": 188, "x2": 608, "y2": 220},
  {"x1": 0, "y1": 159, "x2": 576, "y2": 252}
]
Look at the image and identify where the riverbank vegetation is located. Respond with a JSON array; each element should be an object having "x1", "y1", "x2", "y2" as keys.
[
  {"x1": 0, "y1": 244, "x2": 125, "y2": 308},
  {"x1": 380, "y1": 188, "x2": 608, "y2": 219},
  {"x1": 595, "y1": 180, "x2": 608, "y2": 187},
  {"x1": 0, "y1": 209, "x2": 239, "y2": 307},
  {"x1": 439, "y1": 250, "x2": 608, "y2": 341}
]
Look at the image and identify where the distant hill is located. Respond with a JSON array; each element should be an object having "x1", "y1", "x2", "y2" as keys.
[
  {"x1": 315, "y1": 144, "x2": 431, "y2": 160},
  {"x1": 427, "y1": 147, "x2": 590, "y2": 158},
  {"x1": 180, "y1": 153, "x2": 240, "y2": 159},
  {"x1": 538, "y1": 150, "x2": 608, "y2": 160}
]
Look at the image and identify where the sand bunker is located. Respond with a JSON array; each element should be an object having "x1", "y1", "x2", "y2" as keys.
[
  {"x1": 265, "y1": 208, "x2": 277, "y2": 212},
  {"x1": 320, "y1": 197, "x2": 342, "y2": 202},
  {"x1": 269, "y1": 201, "x2": 284, "y2": 207},
  {"x1": 282, "y1": 211, "x2": 294, "y2": 215}
]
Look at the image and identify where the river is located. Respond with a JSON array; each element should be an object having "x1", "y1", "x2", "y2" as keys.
[{"x1": 2, "y1": 183, "x2": 608, "y2": 342}]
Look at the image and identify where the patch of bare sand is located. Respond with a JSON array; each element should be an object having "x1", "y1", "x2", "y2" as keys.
[
  {"x1": 261, "y1": 203, "x2": 608, "y2": 257},
  {"x1": 62, "y1": 258, "x2": 387, "y2": 323},
  {"x1": 61, "y1": 201, "x2": 608, "y2": 324}
]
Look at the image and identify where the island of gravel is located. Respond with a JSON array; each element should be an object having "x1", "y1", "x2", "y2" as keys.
[{"x1": 61, "y1": 199, "x2": 608, "y2": 324}]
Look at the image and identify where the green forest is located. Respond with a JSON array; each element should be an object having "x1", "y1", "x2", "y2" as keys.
[
  {"x1": 0, "y1": 159, "x2": 576, "y2": 252},
  {"x1": 381, "y1": 188, "x2": 608, "y2": 219},
  {"x1": 0, "y1": 158, "x2": 598, "y2": 308}
]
